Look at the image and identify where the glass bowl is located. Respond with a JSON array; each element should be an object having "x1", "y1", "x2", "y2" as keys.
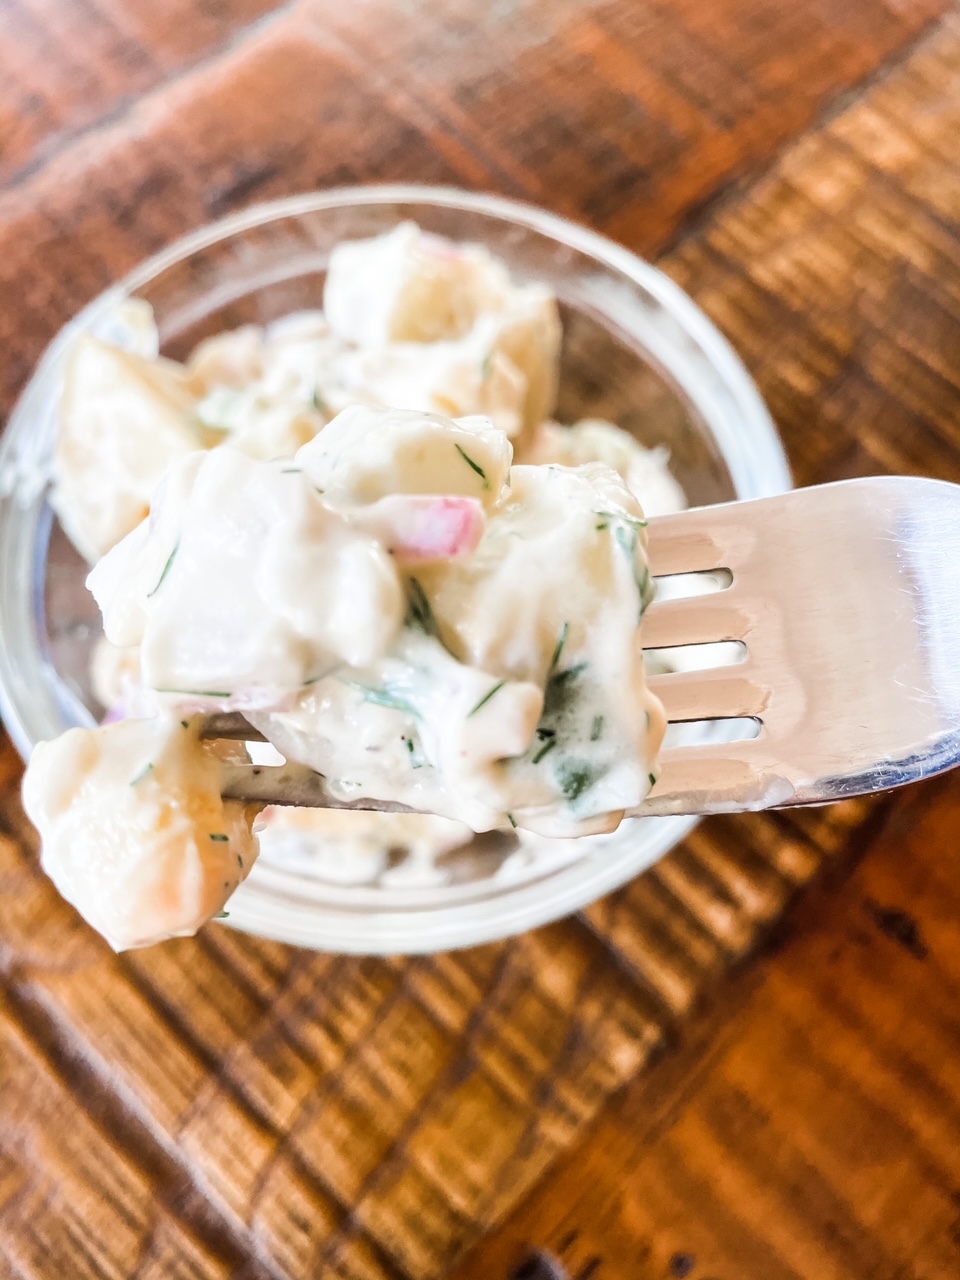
[{"x1": 0, "y1": 185, "x2": 790, "y2": 953}]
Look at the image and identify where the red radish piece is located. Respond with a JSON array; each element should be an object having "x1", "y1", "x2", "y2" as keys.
[{"x1": 354, "y1": 495, "x2": 485, "y2": 564}]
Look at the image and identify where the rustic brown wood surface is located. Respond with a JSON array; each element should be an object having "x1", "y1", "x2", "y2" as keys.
[{"x1": 2, "y1": 1, "x2": 960, "y2": 1277}]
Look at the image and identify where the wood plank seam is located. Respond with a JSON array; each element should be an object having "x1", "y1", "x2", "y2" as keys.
[
  {"x1": 0, "y1": 975, "x2": 267, "y2": 1279},
  {"x1": 304, "y1": 947, "x2": 521, "y2": 1275},
  {"x1": 652, "y1": 4, "x2": 954, "y2": 257},
  {"x1": 116, "y1": 952, "x2": 419, "y2": 1276},
  {"x1": 451, "y1": 940, "x2": 662, "y2": 1234}
]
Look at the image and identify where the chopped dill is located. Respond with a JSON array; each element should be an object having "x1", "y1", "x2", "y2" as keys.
[
  {"x1": 590, "y1": 715, "x2": 604, "y2": 741},
  {"x1": 506, "y1": 813, "x2": 517, "y2": 828},
  {"x1": 407, "y1": 577, "x2": 437, "y2": 635},
  {"x1": 616, "y1": 523, "x2": 637, "y2": 558},
  {"x1": 147, "y1": 542, "x2": 179, "y2": 598},
  {"x1": 543, "y1": 661, "x2": 588, "y2": 720},
  {"x1": 557, "y1": 760, "x2": 598, "y2": 804},
  {"x1": 536, "y1": 727, "x2": 555, "y2": 740},
  {"x1": 403, "y1": 736, "x2": 424, "y2": 769},
  {"x1": 312, "y1": 388, "x2": 329, "y2": 414},
  {"x1": 550, "y1": 621, "x2": 569, "y2": 672},
  {"x1": 156, "y1": 689, "x2": 231, "y2": 698},
  {"x1": 551, "y1": 661, "x2": 587, "y2": 685},
  {"x1": 532, "y1": 738, "x2": 557, "y2": 765},
  {"x1": 595, "y1": 521, "x2": 608, "y2": 531},
  {"x1": 214, "y1": 910, "x2": 230, "y2": 920},
  {"x1": 210, "y1": 833, "x2": 229, "y2": 842},
  {"x1": 468, "y1": 680, "x2": 505, "y2": 717},
  {"x1": 130, "y1": 762, "x2": 154, "y2": 786},
  {"x1": 481, "y1": 350, "x2": 494, "y2": 379},
  {"x1": 180, "y1": 720, "x2": 189, "y2": 729},
  {"x1": 594, "y1": 510, "x2": 648, "y2": 529},
  {"x1": 280, "y1": 467, "x2": 303, "y2": 474},
  {"x1": 648, "y1": 772, "x2": 658, "y2": 788},
  {"x1": 344, "y1": 681, "x2": 419, "y2": 718},
  {"x1": 638, "y1": 565, "x2": 654, "y2": 612},
  {"x1": 454, "y1": 442, "x2": 489, "y2": 488}
]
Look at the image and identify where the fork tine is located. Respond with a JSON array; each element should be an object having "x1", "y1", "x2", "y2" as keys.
[
  {"x1": 635, "y1": 737, "x2": 781, "y2": 817},
  {"x1": 201, "y1": 711, "x2": 266, "y2": 742},
  {"x1": 641, "y1": 590, "x2": 750, "y2": 649},
  {"x1": 647, "y1": 666, "x2": 768, "y2": 721},
  {"x1": 646, "y1": 510, "x2": 731, "y2": 576},
  {"x1": 220, "y1": 760, "x2": 414, "y2": 811}
]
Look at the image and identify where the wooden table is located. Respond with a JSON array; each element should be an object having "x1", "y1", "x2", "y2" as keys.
[{"x1": 2, "y1": 1, "x2": 960, "y2": 1276}]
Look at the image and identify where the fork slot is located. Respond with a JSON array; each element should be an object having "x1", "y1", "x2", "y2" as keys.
[
  {"x1": 648, "y1": 666, "x2": 769, "y2": 721},
  {"x1": 641, "y1": 591, "x2": 751, "y2": 649}
]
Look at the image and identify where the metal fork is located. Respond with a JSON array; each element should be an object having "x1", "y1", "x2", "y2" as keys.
[{"x1": 212, "y1": 476, "x2": 960, "y2": 818}]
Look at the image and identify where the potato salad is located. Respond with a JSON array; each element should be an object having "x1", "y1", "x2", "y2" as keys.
[{"x1": 24, "y1": 222, "x2": 686, "y2": 950}]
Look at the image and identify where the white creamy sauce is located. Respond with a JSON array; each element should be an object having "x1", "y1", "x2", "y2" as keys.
[{"x1": 28, "y1": 222, "x2": 698, "y2": 948}]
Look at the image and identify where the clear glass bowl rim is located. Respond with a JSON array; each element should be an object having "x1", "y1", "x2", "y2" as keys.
[{"x1": 0, "y1": 183, "x2": 791, "y2": 953}]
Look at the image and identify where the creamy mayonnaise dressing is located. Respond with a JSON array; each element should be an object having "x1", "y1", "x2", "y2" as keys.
[
  {"x1": 82, "y1": 405, "x2": 663, "y2": 835},
  {"x1": 31, "y1": 223, "x2": 692, "y2": 948}
]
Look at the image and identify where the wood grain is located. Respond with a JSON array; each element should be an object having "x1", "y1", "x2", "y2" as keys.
[
  {"x1": 0, "y1": 0, "x2": 289, "y2": 188},
  {"x1": 454, "y1": 13, "x2": 960, "y2": 1276},
  {"x1": 0, "y1": 0, "x2": 947, "y2": 411},
  {"x1": 2, "y1": 1, "x2": 960, "y2": 1277},
  {"x1": 453, "y1": 776, "x2": 960, "y2": 1280}
]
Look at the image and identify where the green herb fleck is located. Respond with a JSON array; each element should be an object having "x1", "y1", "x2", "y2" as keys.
[
  {"x1": 481, "y1": 350, "x2": 494, "y2": 380},
  {"x1": 181, "y1": 720, "x2": 189, "y2": 730},
  {"x1": 156, "y1": 688, "x2": 231, "y2": 699},
  {"x1": 557, "y1": 760, "x2": 598, "y2": 804},
  {"x1": 237, "y1": 854, "x2": 244, "y2": 868},
  {"x1": 595, "y1": 521, "x2": 608, "y2": 531},
  {"x1": 344, "y1": 681, "x2": 419, "y2": 718},
  {"x1": 280, "y1": 467, "x2": 303, "y2": 474},
  {"x1": 550, "y1": 622, "x2": 569, "y2": 672},
  {"x1": 312, "y1": 388, "x2": 329, "y2": 414},
  {"x1": 130, "y1": 762, "x2": 154, "y2": 786},
  {"x1": 454, "y1": 443, "x2": 489, "y2": 488},
  {"x1": 532, "y1": 738, "x2": 557, "y2": 765},
  {"x1": 594, "y1": 510, "x2": 648, "y2": 529},
  {"x1": 214, "y1": 910, "x2": 230, "y2": 920},
  {"x1": 507, "y1": 813, "x2": 517, "y2": 828},
  {"x1": 468, "y1": 680, "x2": 505, "y2": 717},
  {"x1": 552, "y1": 662, "x2": 587, "y2": 685},
  {"x1": 210, "y1": 833, "x2": 229, "y2": 843},
  {"x1": 590, "y1": 715, "x2": 604, "y2": 742},
  {"x1": 648, "y1": 772, "x2": 658, "y2": 789},
  {"x1": 543, "y1": 661, "x2": 589, "y2": 720},
  {"x1": 403, "y1": 736, "x2": 424, "y2": 769},
  {"x1": 536, "y1": 727, "x2": 555, "y2": 740},
  {"x1": 407, "y1": 577, "x2": 437, "y2": 636},
  {"x1": 638, "y1": 566, "x2": 654, "y2": 613},
  {"x1": 147, "y1": 542, "x2": 179, "y2": 598},
  {"x1": 616, "y1": 523, "x2": 638, "y2": 558}
]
